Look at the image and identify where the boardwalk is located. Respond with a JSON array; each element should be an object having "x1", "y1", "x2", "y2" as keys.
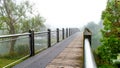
[
  {"x1": 13, "y1": 32, "x2": 83, "y2": 68},
  {"x1": 46, "y1": 33, "x2": 83, "y2": 68}
]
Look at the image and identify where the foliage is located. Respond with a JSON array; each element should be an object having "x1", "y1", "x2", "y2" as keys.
[
  {"x1": 96, "y1": 0, "x2": 120, "y2": 66},
  {"x1": 98, "y1": 64, "x2": 117, "y2": 68},
  {"x1": 0, "y1": 0, "x2": 45, "y2": 54},
  {"x1": 0, "y1": 0, "x2": 45, "y2": 34}
]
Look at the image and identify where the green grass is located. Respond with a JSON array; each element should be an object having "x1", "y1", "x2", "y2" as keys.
[
  {"x1": 0, "y1": 55, "x2": 30, "y2": 68},
  {"x1": 0, "y1": 53, "x2": 29, "y2": 68},
  {"x1": 0, "y1": 58, "x2": 17, "y2": 68},
  {"x1": 0, "y1": 47, "x2": 46, "y2": 68}
]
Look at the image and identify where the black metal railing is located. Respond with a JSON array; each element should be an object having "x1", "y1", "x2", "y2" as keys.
[
  {"x1": 83, "y1": 28, "x2": 97, "y2": 68},
  {"x1": 0, "y1": 28, "x2": 79, "y2": 67}
]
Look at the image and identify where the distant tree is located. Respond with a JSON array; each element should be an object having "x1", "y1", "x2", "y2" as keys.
[
  {"x1": 97, "y1": 0, "x2": 120, "y2": 63},
  {"x1": 0, "y1": 0, "x2": 45, "y2": 55}
]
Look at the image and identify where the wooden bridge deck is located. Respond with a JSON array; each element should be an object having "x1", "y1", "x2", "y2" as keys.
[
  {"x1": 46, "y1": 33, "x2": 83, "y2": 68},
  {"x1": 13, "y1": 32, "x2": 83, "y2": 68}
]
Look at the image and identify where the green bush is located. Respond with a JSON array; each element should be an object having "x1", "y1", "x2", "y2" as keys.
[{"x1": 98, "y1": 64, "x2": 117, "y2": 68}]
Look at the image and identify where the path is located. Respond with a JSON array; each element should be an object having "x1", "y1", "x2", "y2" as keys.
[
  {"x1": 13, "y1": 32, "x2": 83, "y2": 68},
  {"x1": 46, "y1": 33, "x2": 83, "y2": 68}
]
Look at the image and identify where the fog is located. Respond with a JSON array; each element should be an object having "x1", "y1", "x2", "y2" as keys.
[{"x1": 28, "y1": 0, "x2": 107, "y2": 28}]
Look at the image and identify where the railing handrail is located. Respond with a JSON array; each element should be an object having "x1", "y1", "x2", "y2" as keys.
[
  {"x1": 0, "y1": 30, "x2": 63, "y2": 38},
  {"x1": 83, "y1": 28, "x2": 97, "y2": 68},
  {"x1": 34, "y1": 31, "x2": 48, "y2": 35},
  {"x1": 0, "y1": 30, "x2": 58, "y2": 38},
  {"x1": 0, "y1": 33, "x2": 30, "y2": 38},
  {"x1": 84, "y1": 39, "x2": 97, "y2": 68}
]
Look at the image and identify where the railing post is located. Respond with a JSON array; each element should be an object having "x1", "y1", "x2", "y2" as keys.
[
  {"x1": 69, "y1": 28, "x2": 71, "y2": 36},
  {"x1": 29, "y1": 30, "x2": 35, "y2": 56},
  {"x1": 84, "y1": 28, "x2": 92, "y2": 46},
  {"x1": 89, "y1": 35, "x2": 91, "y2": 45},
  {"x1": 57, "y1": 28, "x2": 59, "y2": 42},
  {"x1": 62, "y1": 28, "x2": 64, "y2": 40},
  {"x1": 48, "y1": 29, "x2": 51, "y2": 48},
  {"x1": 66, "y1": 28, "x2": 68, "y2": 38},
  {"x1": 71, "y1": 28, "x2": 72, "y2": 35}
]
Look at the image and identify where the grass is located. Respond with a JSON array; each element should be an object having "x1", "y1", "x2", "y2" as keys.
[
  {"x1": 0, "y1": 47, "x2": 47, "y2": 68},
  {"x1": 0, "y1": 53, "x2": 29, "y2": 68},
  {"x1": 0, "y1": 58, "x2": 16, "y2": 68},
  {"x1": 3, "y1": 55, "x2": 29, "y2": 68}
]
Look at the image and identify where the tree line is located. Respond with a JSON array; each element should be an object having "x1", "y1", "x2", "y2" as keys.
[{"x1": 0, "y1": 0, "x2": 45, "y2": 55}]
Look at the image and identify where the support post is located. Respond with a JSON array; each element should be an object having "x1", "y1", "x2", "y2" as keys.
[
  {"x1": 66, "y1": 28, "x2": 68, "y2": 38},
  {"x1": 29, "y1": 30, "x2": 35, "y2": 56},
  {"x1": 84, "y1": 28, "x2": 92, "y2": 46},
  {"x1": 62, "y1": 28, "x2": 64, "y2": 40},
  {"x1": 48, "y1": 29, "x2": 51, "y2": 48},
  {"x1": 69, "y1": 28, "x2": 71, "y2": 36},
  {"x1": 57, "y1": 28, "x2": 59, "y2": 42}
]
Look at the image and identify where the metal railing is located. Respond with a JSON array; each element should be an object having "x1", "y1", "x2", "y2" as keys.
[
  {"x1": 0, "y1": 28, "x2": 76, "y2": 56},
  {"x1": 83, "y1": 28, "x2": 97, "y2": 68},
  {"x1": 0, "y1": 28, "x2": 79, "y2": 67}
]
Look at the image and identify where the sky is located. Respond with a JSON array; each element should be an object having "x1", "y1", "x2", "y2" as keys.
[{"x1": 28, "y1": 0, "x2": 107, "y2": 28}]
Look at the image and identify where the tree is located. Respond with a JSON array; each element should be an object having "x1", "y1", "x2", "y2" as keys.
[
  {"x1": 0, "y1": 0, "x2": 45, "y2": 55},
  {"x1": 97, "y1": 0, "x2": 120, "y2": 64}
]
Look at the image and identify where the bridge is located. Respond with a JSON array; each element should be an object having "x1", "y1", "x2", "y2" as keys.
[{"x1": 0, "y1": 28, "x2": 96, "y2": 68}]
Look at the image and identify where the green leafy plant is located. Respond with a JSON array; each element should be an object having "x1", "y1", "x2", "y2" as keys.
[{"x1": 96, "y1": 0, "x2": 120, "y2": 67}]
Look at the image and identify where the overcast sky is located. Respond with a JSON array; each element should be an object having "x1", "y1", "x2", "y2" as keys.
[{"x1": 28, "y1": 0, "x2": 107, "y2": 28}]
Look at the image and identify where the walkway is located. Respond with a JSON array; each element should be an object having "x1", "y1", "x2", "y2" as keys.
[
  {"x1": 13, "y1": 32, "x2": 83, "y2": 68},
  {"x1": 46, "y1": 33, "x2": 83, "y2": 68}
]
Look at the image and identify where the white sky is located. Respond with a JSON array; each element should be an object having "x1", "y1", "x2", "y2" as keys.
[{"x1": 28, "y1": 0, "x2": 107, "y2": 28}]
